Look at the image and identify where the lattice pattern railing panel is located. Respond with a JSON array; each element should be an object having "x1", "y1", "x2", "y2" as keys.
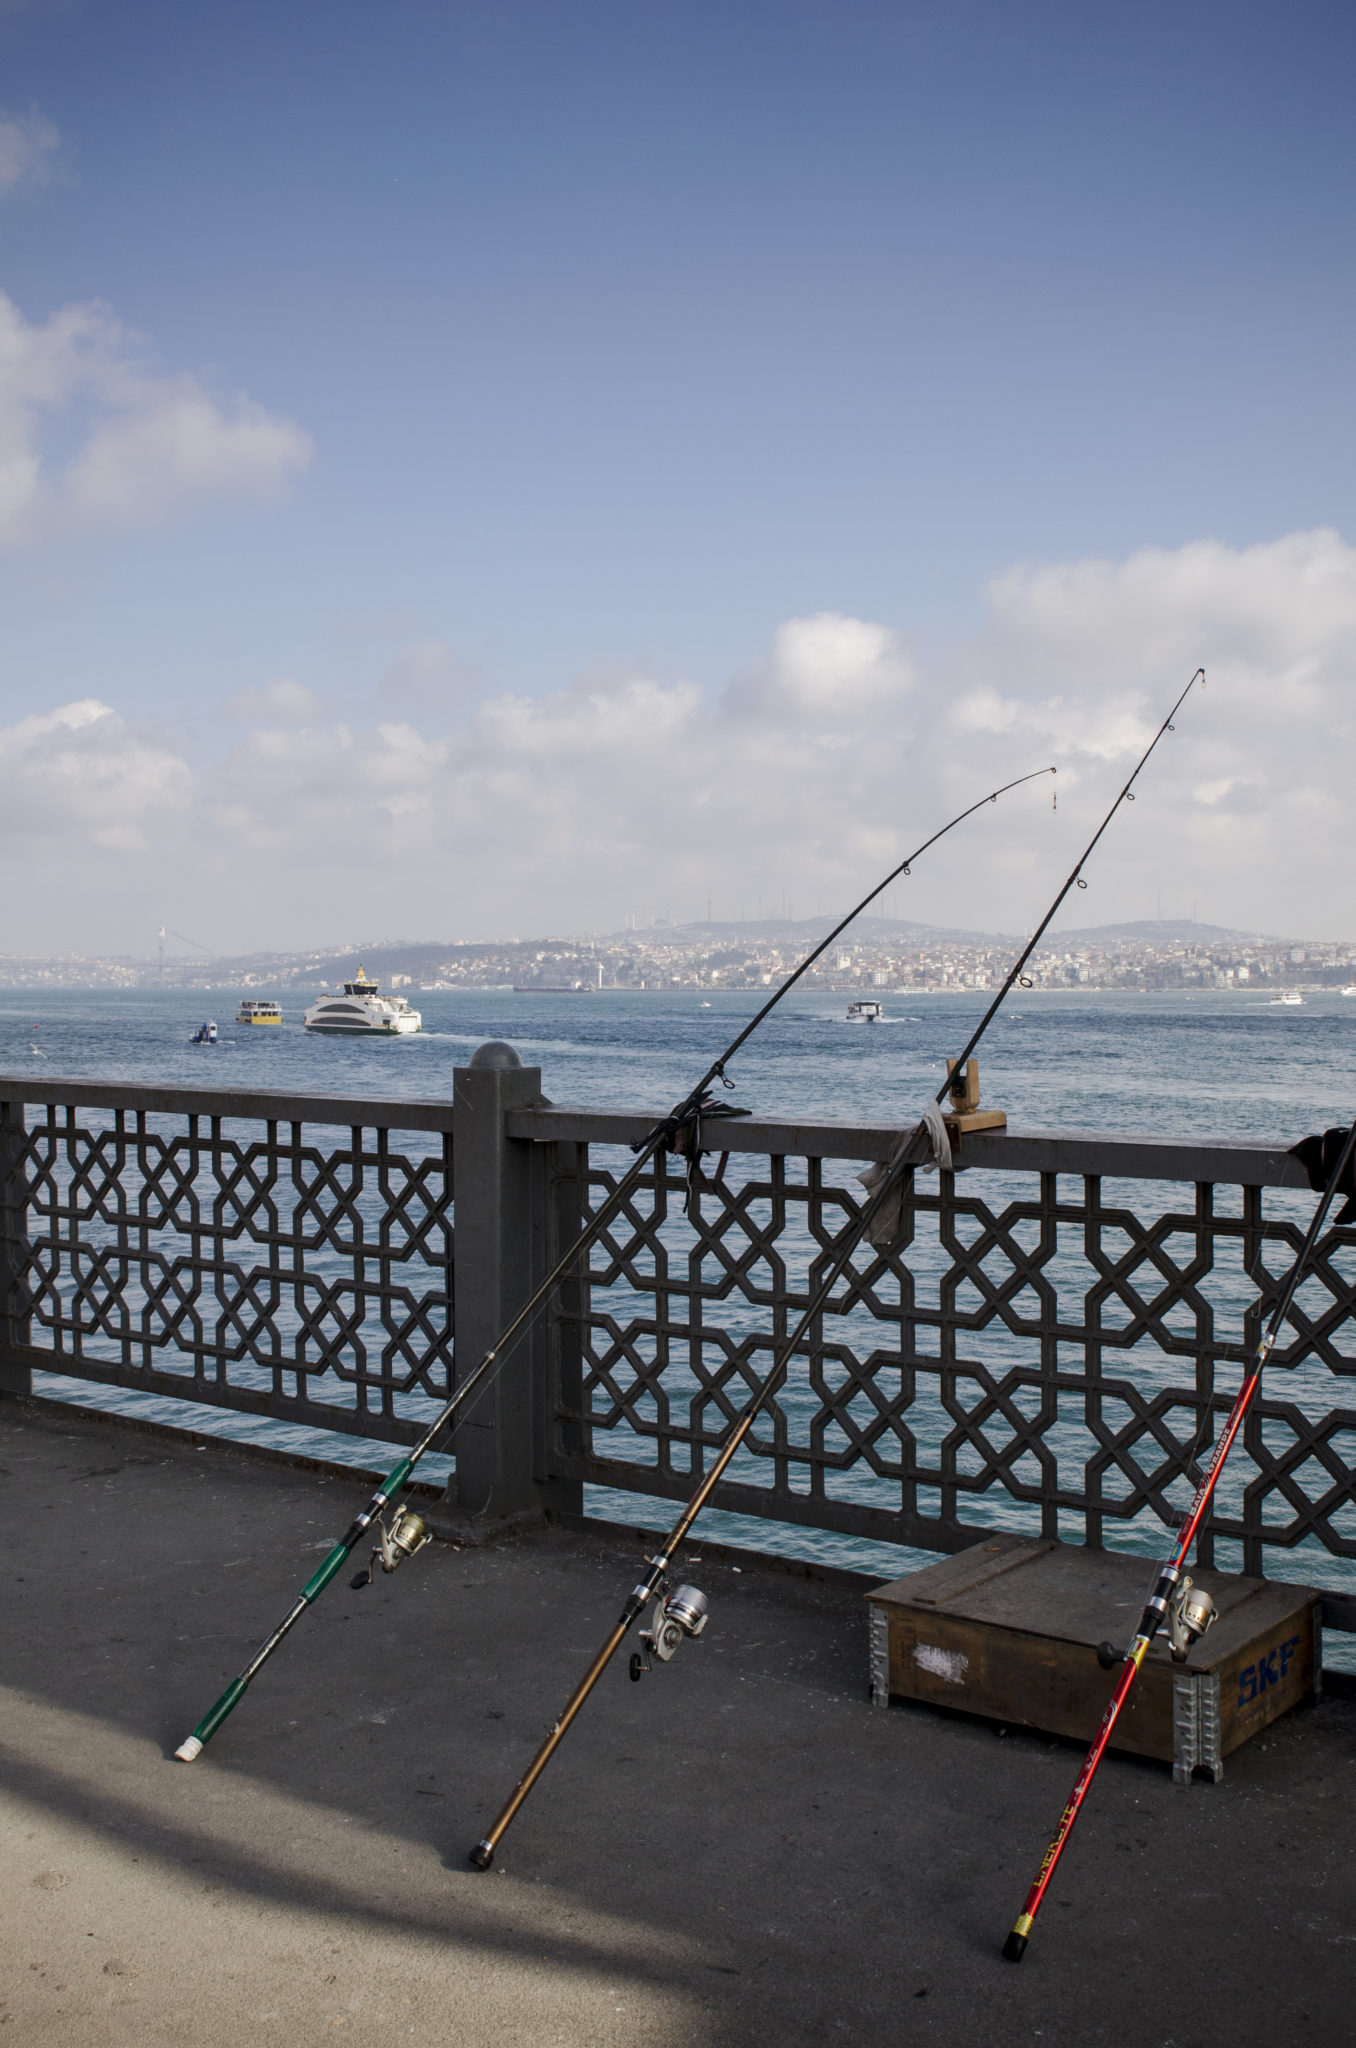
[
  {"x1": 550, "y1": 1149, "x2": 1356, "y2": 1576},
  {"x1": 5, "y1": 1104, "x2": 453, "y2": 1443}
]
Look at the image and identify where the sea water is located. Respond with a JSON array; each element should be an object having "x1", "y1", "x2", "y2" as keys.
[{"x1": 6, "y1": 983, "x2": 1355, "y2": 1646}]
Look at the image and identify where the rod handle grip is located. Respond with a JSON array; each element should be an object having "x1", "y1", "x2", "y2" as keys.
[
  {"x1": 1002, "y1": 1912, "x2": 1033, "y2": 1962},
  {"x1": 302, "y1": 1541, "x2": 353, "y2": 1602},
  {"x1": 176, "y1": 1675, "x2": 249, "y2": 1759}
]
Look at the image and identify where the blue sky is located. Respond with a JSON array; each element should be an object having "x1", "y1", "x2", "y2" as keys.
[{"x1": 1, "y1": 0, "x2": 1353, "y2": 951}]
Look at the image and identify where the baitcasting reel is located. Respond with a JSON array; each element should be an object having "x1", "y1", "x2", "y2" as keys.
[
  {"x1": 350, "y1": 1506, "x2": 432, "y2": 1589},
  {"x1": 629, "y1": 1582, "x2": 710, "y2": 1681}
]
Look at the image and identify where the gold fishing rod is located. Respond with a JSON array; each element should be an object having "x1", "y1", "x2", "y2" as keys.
[
  {"x1": 173, "y1": 763, "x2": 1053, "y2": 1762},
  {"x1": 467, "y1": 669, "x2": 1204, "y2": 1870}
]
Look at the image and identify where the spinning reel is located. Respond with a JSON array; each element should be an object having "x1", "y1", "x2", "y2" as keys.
[
  {"x1": 1165, "y1": 1576, "x2": 1217, "y2": 1663},
  {"x1": 350, "y1": 1506, "x2": 432, "y2": 1589},
  {"x1": 1097, "y1": 1574, "x2": 1217, "y2": 1669},
  {"x1": 629, "y1": 1581, "x2": 710, "y2": 1681}
]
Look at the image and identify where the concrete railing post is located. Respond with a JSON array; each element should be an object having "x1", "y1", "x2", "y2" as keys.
[
  {"x1": 449, "y1": 1041, "x2": 582, "y2": 1527},
  {"x1": 0, "y1": 1099, "x2": 31, "y2": 1397}
]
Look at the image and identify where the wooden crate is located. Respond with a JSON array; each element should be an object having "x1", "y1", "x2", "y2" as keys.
[{"x1": 866, "y1": 1535, "x2": 1321, "y2": 1784}]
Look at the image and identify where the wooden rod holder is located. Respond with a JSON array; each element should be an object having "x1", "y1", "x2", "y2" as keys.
[{"x1": 944, "y1": 1058, "x2": 1007, "y2": 1137}]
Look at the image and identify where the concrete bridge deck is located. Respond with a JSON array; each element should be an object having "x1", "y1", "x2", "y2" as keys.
[{"x1": 3, "y1": 1397, "x2": 1354, "y2": 2048}]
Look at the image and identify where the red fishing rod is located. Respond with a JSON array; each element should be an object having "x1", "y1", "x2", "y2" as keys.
[
  {"x1": 467, "y1": 668, "x2": 1206, "y2": 1872},
  {"x1": 1002, "y1": 1111, "x2": 1356, "y2": 1963}
]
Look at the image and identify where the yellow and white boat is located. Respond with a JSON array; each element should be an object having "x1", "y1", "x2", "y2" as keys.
[{"x1": 237, "y1": 1000, "x2": 284, "y2": 1025}]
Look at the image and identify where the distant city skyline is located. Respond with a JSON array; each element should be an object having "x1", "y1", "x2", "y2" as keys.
[
  {"x1": 3, "y1": 918, "x2": 1350, "y2": 999},
  {"x1": 1, "y1": 4, "x2": 1353, "y2": 949}
]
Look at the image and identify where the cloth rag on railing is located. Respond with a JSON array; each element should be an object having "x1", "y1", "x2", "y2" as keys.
[
  {"x1": 856, "y1": 1101, "x2": 952, "y2": 1249},
  {"x1": 1289, "y1": 1125, "x2": 1356, "y2": 1225},
  {"x1": 635, "y1": 1091, "x2": 751, "y2": 1218}
]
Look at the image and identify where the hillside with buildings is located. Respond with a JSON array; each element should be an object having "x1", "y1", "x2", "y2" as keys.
[{"x1": 2, "y1": 920, "x2": 1352, "y2": 996}]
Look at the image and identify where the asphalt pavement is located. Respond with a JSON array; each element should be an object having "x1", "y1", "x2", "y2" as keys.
[{"x1": 3, "y1": 1397, "x2": 1354, "y2": 2047}]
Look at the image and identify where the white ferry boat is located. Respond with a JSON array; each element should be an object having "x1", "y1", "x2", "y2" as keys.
[
  {"x1": 1270, "y1": 989, "x2": 1304, "y2": 1007},
  {"x1": 303, "y1": 967, "x2": 421, "y2": 1035},
  {"x1": 237, "y1": 999, "x2": 283, "y2": 1026},
  {"x1": 847, "y1": 998, "x2": 883, "y2": 1023}
]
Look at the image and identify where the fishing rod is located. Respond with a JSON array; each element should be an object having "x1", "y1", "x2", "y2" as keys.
[
  {"x1": 173, "y1": 763, "x2": 1053, "y2": 1764},
  {"x1": 466, "y1": 668, "x2": 1205, "y2": 1871},
  {"x1": 1001, "y1": 1105, "x2": 1356, "y2": 1964}
]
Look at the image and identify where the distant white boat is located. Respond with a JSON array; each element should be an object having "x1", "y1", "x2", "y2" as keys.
[
  {"x1": 1343, "y1": 986, "x2": 1356, "y2": 998},
  {"x1": 304, "y1": 967, "x2": 421, "y2": 1035},
  {"x1": 190, "y1": 1020, "x2": 218, "y2": 1044},
  {"x1": 847, "y1": 999, "x2": 883, "y2": 1023},
  {"x1": 1270, "y1": 989, "x2": 1304, "y2": 1007}
]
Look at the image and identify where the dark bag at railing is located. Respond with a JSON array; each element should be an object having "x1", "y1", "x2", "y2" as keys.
[{"x1": 1289, "y1": 1126, "x2": 1356, "y2": 1224}]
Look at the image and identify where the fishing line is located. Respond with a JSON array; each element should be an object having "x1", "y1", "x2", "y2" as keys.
[
  {"x1": 173, "y1": 763, "x2": 1053, "y2": 1763},
  {"x1": 466, "y1": 668, "x2": 1205, "y2": 1872},
  {"x1": 1001, "y1": 1115, "x2": 1355, "y2": 1964}
]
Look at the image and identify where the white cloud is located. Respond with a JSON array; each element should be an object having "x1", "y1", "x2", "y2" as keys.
[
  {"x1": 983, "y1": 529, "x2": 1356, "y2": 686},
  {"x1": 0, "y1": 107, "x2": 59, "y2": 199},
  {"x1": 224, "y1": 677, "x2": 325, "y2": 725},
  {"x1": 0, "y1": 698, "x2": 191, "y2": 853},
  {"x1": 0, "y1": 291, "x2": 312, "y2": 544},
  {"x1": 220, "y1": 718, "x2": 448, "y2": 841},
  {"x1": 377, "y1": 639, "x2": 482, "y2": 717},
  {"x1": 13, "y1": 528, "x2": 1356, "y2": 948},
  {"x1": 727, "y1": 611, "x2": 915, "y2": 724},
  {"x1": 476, "y1": 673, "x2": 701, "y2": 761},
  {"x1": 943, "y1": 526, "x2": 1356, "y2": 930}
]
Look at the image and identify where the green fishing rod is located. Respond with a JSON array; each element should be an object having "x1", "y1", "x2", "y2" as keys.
[
  {"x1": 174, "y1": 763, "x2": 1053, "y2": 1763},
  {"x1": 1001, "y1": 1107, "x2": 1356, "y2": 1963},
  {"x1": 467, "y1": 670, "x2": 1205, "y2": 1869}
]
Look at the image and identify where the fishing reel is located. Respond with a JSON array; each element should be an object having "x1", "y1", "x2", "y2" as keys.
[
  {"x1": 1166, "y1": 1576, "x2": 1216, "y2": 1664},
  {"x1": 629, "y1": 1583, "x2": 710, "y2": 1681},
  {"x1": 350, "y1": 1506, "x2": 432, "y2": 1589},
  {"x1": 1096, "y1": 1575, "x2": 1217, "y2": 1669}
]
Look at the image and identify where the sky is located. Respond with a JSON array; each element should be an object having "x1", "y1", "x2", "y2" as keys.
[{"x1": 1, "y1": 0, "x2": 1354, "y2": 957}]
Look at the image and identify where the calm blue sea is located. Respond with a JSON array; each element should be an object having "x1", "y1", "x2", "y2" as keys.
[
  {"x1": 5, "y1": 979, "x2": 1351, "y2": 1137},
  {"x1": 7, "y1": 981, "x2": 1355, "y2": 1648}
]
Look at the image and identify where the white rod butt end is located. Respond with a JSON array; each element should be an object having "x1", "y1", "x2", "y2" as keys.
[{"x1": 174, "y1": 1736, "x2": 204, "y2": 1762}]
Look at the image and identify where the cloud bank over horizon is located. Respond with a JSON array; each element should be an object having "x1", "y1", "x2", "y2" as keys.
[{"x1": 5, "y1": 527, "x2": 1353, "y2": 955}]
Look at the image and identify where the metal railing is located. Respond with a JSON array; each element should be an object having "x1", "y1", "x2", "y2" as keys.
[
  {"x1": 0, "y1": 1079, "x2": 455, "y2": 1445},
  {"x1": 516, "y1": 1105, "x2": 1356, "y2": 1615},
  {"x1": 2, "y1": 1061, "x2": 1354, "y2": 1621}
]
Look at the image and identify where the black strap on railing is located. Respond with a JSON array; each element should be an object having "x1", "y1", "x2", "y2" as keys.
[{"x1": 634, "y1": 1090, "x2": 752, "y2": 1217}]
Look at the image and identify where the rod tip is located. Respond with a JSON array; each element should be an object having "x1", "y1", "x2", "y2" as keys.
[
  {"x1": 174, "y1": 1737, "x2": 204, "y2": 1763},
  {"x1": 1001, "y1": 1931, "x2": 1028, "y2": 1964},
  {"x1": 468, "y1": 1840, "x2": 494, "y2": 1871}
]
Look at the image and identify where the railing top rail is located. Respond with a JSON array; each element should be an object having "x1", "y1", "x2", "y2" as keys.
[
  {"x1": 0, "y1": 1073, "x2": 456, "y2": 1134},
  {"x1": 0, "y1": 1073, "x2": 1316, "y2": 1188},
  {"x1": 506, "y1": 1102, "x2": 1313, "y2": 1190}
]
